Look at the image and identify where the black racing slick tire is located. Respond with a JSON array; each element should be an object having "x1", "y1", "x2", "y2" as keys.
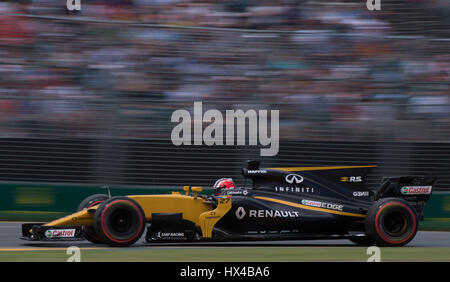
[
  {"x1": 365, "y1": 198, "x2": 418, "y2": 247},
  {"x1": 77, "y1": 194, "x2": 109, "y2": 244},
  {"x1": 93, "y1": 196, "x2": 146, "y2": 247}
]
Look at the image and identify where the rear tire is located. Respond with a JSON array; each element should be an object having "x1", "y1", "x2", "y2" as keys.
[
  {"x1": 365, "y1": 198, "x2": 418, "y2": 247},
  {"x1": 93, "y1": 196, "x2": 146, "y2": 247},
  {"x1": 77, "y1": 194, "x2": 109, "y2": 244}
]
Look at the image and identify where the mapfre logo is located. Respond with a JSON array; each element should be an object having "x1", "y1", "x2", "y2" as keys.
[{"x1": 285, "y1": 174, "x2": 303, "y2": 184}]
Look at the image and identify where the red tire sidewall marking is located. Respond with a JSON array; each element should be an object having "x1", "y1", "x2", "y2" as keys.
[
  {"x1": 375, "y1": 202, "x2": 417, "y2": 245},
  {"x1": 88, "y1": 200, "x2": 103, "y2": 208},
  {"x1": 100, "y1": 200, "x2": 144, "y2": 244}
]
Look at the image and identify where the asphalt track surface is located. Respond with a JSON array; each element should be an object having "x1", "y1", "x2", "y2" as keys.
[{"x1": 0, "y1": 222, "x2": 449, "y2": 249}]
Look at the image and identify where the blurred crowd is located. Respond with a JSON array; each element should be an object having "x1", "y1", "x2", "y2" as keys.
[{"x1": 0, "y1": 0, "x2": 449, "y2": 141}]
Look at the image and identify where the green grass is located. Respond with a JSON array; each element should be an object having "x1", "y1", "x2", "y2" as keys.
[{"x1": 1, "y1": 246, "x2": 450, "y2": 262}]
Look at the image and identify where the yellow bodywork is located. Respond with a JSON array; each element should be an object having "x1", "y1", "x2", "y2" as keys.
[
  {"x1": 43, "y1": 193, "x2": 232, "y2": 239},
  {"x1": 199, "y1": 197, "x2": 232, "y2": 238}
]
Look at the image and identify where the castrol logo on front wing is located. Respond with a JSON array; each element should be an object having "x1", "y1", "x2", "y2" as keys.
[
  {"x1": 45, "y1": 229, "x2": 76, "y2": 238},
  {"x1": 401, "y1": 186, "x2": 432, "y2": 195}
]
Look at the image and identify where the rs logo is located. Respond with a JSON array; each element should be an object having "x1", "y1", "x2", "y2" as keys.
[
  {"x1": 340, "y1": 176, "x2": 362, "y2": 183},
  {"x1": 285, "y1": 174, "x2": 303, "y2": 184}
]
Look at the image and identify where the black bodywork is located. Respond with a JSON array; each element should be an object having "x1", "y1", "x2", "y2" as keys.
[{"x1": 168, "y1": 161, "x2": 435, "y2": 242}]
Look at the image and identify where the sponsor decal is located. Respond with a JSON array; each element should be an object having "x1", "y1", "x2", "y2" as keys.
[
  {"x1": 159, "y1": 232, "x2": 185, "y2": 237},
  {"x1": 249, "y1": 230, "x2": 299, "y2": 235},
  {"x1": 45, "y1": 229, "x2": 76, "y2": 238},
  {"x1": 340, "y1": 176, "x2": 362, "y2": 182},
  {"x1": 247, "y1": 170, "x2": 267, "y2": 174},
  {"x1": 235, "y1": 206, "x2": 300, "y2": 219},
  {"x1": 401, "y1": 186, "x2": 432, "y2": 195},
  {"x1": 301, "y1": 199, "x2": 321, "y2": 208},
  {"x1": 205, "y1": 211, "x2": 221, "y2": 219},
  {"x1": 285, "y1": 174, "x2": 304, "y2": 184},
  {"x1": 225, "y1": 190, "x2": 249, "y2": 196},
  {"x1": 275, "y1": 186, "x2": 314, "y2": 193},
  {"x1": 301, "y1": 199, "x2": 344, "y2": 211},
  {"x1": 155, "y1": 232, "x2": 186, "y2": 240},
  {"x1": 353, "y1": 191, "x2": 370, "y2": 197},
  {"x1": 235, "y1": 206, "x2": 246, "y2": 219}
]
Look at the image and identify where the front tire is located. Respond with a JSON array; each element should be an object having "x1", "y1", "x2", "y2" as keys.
[
  {"x1": 93, "y1": 196, "x2": 146, "y2": 247},
  {"x1": 77, "y1": 194, "x2": 109, "y2": 244},
  {"x1": 365, "y1": 198, "x2": 418, "y2": 247}
]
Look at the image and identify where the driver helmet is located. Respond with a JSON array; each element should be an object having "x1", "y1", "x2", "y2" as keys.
[{"x1": 213, "y1": 178, "x2": 235, "y2": 196}]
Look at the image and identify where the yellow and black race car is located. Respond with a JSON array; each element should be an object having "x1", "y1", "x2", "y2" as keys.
[{"x1": 21, "y1": 161, "x2": 436, "y2": 247}]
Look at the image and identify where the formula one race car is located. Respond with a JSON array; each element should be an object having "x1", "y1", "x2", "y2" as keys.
[{"x1": 21, "y1": 161, "x2": 436, "y2": 247}]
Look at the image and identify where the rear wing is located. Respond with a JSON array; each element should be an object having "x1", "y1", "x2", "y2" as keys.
[{"x1": 375, "y1": 176, "x2": 437, "y2": 220}]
